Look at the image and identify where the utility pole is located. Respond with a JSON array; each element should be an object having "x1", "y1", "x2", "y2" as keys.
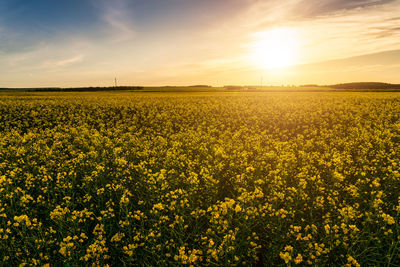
[
  {"x1": 260, "y1": 76, "x2": 263, "y2": 88},
  {"x1": 114, "y1": 77, "x2": 117, "y2": 87}
]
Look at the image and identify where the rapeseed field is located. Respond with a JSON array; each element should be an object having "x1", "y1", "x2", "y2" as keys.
[{"x1": 0, "y1": 92, "x2": 399, "y2": 266}]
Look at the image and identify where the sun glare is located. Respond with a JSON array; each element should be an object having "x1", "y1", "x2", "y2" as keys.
[{"x1": 250, "y1": 28, "x2": 299, "y2": 69}]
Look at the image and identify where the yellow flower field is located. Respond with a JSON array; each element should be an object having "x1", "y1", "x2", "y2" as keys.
[{"x1": 0, "y1": 92, "x2": 399, "y2": 266}]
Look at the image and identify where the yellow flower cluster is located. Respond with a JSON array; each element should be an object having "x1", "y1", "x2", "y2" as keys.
[{"x1": 0, "y1": 91, "x2": 399, "y2": 265}]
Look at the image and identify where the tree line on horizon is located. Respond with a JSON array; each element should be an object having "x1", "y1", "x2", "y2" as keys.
[{"x1": 1, "y1": 82, "x2": 400, "y2": 92}]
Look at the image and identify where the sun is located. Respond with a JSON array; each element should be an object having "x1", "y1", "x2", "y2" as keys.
[{"x1": 250, "y1": 28, "x2": 299, "y2": 69}]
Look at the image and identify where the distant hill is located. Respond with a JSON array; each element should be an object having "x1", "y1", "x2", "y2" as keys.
[{"x1": 329, "y1": 82, "x2": 400, "y2": 90}]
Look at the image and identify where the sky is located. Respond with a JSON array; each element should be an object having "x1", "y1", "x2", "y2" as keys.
[{"x1": 1, "y1": 0, "x2": 400, "y2": 87}]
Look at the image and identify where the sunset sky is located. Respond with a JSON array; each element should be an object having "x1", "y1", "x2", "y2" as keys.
[{"x1": 1, "y1": 0, "x2": 400, "y2": 87}]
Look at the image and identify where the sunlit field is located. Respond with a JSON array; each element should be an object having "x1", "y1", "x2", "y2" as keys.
[{"x1": 1, "y1": 91, "x2": 400, "y2": 266}]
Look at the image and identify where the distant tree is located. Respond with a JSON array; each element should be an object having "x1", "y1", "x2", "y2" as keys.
[
  {"x1": 224, "y1": 85, "x2": 243, "y2": 90},
  {"x1": 330, "y1": 82, "x2": 400, "y2": 89}
]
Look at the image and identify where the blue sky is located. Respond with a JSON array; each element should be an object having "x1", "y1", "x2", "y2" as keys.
[{"x1": 1, "y1": 0, "x2": 400, "y2": 87}]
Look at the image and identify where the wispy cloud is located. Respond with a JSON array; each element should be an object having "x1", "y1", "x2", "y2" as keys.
[
  {"x1": 91, "y1": 0, "x2": 136, "y2": 43},
  {"x1": 245, "y1": 0, "x2": 395, "y2": 23},
  {"x1": 294, "y1": 0, "x2": 395, "y2": 17},
  {"x1": 235, "y1": 0, "x2": 400, "y2": 64},
  {"x1": 55, "y1": 55, "x2": 84, "y2": 67}
]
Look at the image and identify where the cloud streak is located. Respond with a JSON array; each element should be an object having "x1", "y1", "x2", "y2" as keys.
[
  {"x1": 90, "y1": 0, "x2": 136, "y2": 43},
  {"x1": 55, "y1": 55, "x2": 84, "y2": 67}
]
